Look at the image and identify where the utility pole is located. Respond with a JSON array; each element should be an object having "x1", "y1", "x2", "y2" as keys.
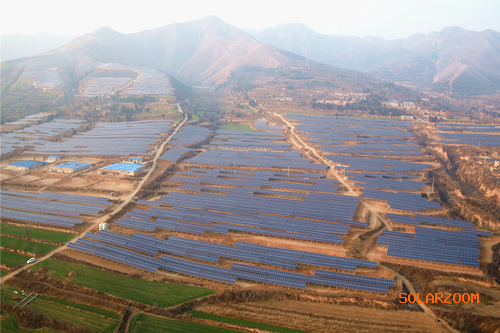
[{"x1": 432, "y1": 177, "x2": 434, "y2": 192}]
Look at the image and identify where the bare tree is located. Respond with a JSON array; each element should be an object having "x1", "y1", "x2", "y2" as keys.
[
  {"x1": 22, "y1": 240, "x2": 27, "y2": 252},
  {"x1": 10, "y1": 240, "x2": 17, "y2": 252},
  {"x1": 24, "y1": 226, "x2": 32, "y2": 238},
  {"x1": 32, "y1": 245, "x2": 39, "y2": 257}
]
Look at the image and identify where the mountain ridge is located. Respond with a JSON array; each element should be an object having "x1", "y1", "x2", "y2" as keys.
[{"x1": 251, "y1": 24, "x2": 500, "y2": 95}]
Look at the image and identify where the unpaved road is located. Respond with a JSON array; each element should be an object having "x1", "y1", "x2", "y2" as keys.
[{"x1": 0, "y1": 104, "x2": 187, "y2": 284}]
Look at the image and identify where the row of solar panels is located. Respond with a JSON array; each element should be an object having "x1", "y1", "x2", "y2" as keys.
[
  {"x1": 362, "y1": 188, "x2": 441, "y2": 212},
  {"x1": 67, "y1": 234, "x2": 391, "y2": 293},
  {"x1": 90, "y1": 230, "x2": 377, "y2": 270},
  {"x1": 24, "y1": 120, "x2": 172, "y2": 156},
  {"x1": 143, "y1": 191, "x2": 360, "y2": 222},
  {"x1": 386, "y1": 213, "x2": 475, "y2": 229},
  {"x1": 185, "y1": 149, "x2": 328, "y2": 171},
  {"x1": 1, "y1": 194, "x2": 106, "y2": 217},
  {"x1": 1, "y1": 208, "x2": 82, "y2": 228},
  {"x1": 347, "y1": 173, "x2": 424, "y2": 191},
  {"x1": 0, "y1": 189, "x2": 111, "y2": 206},
  {"x1": 376, "y1": 227, "x2": 490, "y2": 267},
  {"x1": 171, "y1": 125, "x2": 211, "y2": 146}
]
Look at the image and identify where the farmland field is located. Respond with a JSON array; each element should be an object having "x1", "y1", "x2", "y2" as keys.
[
  {"x1": 33, "y1": 259, "x2": 215, "y2": 307},
  {"x1": 190, "y1": 311, "x2": 309, "y2": 333},
  {"x1": 0, "y1": 235, "x2": 59, "y2": 254},
  {"x1": 218, "y1": 124, "x2": 254, "y2": 131},
  {"x1": 1, "y1": 286, "x2": 120, "y2": 333},
  {"x1": 0, "y1": 312, "x2": 62, "y2": 333},
  {"x1": 128, "y1": 314, "x2": 239, "y2": 333},
  {"x1": 0, "y1": 251, "x2": 31, "y2": 267},
  {"x1": 13, "y1": 77, "x2": 32, "y2": 90},
  {"x1": 37, "y1": 295, "x2": 121, "y2": 319},
  {"x1": 0, "y1": 223, "x2": 75, "y2": 243}
]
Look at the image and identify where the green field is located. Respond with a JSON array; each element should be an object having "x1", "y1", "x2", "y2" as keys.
[
  {"x1": 128, "y1": 314, "x2": 239, "y2": 333},
  {"x1": 0, "y1": 251, "x2": 31, "y2": 267},
  {"x1": 1, "y1": 287, "x2": 119, "y2": 333},
  {"x1": 33, "y1": 259, "x2": 215, "y2": 307},
  {"x1": 242, "y1": 104, "x2": 253, "y2": 111},
  {"x1": 197, "y1": 111, "x2": 205, "y2": 117},
  {"x1": 0, "y1": 223, "x2": 75, "y2": 243},
  {"x1": 1, "y1": 270, "x2": 8, "y2": 276},
  {"x1": 218, "y1": 124, "x2": 254, "y2": 131},
  {"x1": 37, "y1": 295, "x2": 121, "y2": 319},
  {"x1": 190, "y1": 311, "x2": 309, "y2": 333},
  {"x1": 1, "y1": 236, "x2": 59, "y2": 254},
  {"x1": 13, "y1": 77, "x2": 32, "y2": 90},
  {"x1": 0, "y1": 312, "x2": 62, "y2": 333},
  {"x1": 188, "y1": 115, "x2": 199, "y2": 123}
]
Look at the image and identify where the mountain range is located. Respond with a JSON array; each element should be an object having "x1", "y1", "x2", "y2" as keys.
[
  {"x1": 251, "y1": 24, "x2": 500, "y2": 95},
  {"x1": 2, "y1": 17, "x2": 499, "y2": 96}
]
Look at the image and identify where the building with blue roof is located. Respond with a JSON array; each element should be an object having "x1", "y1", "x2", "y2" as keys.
[
  {"x1": 7, "y1": 160, "x2": 45, "y2": 171},
  {"x1": 51, "y1": 161, "x2": 92, "y2": 173},
  {"x1": 99, "y1": 162, "x2": 146, "y2": 176}
]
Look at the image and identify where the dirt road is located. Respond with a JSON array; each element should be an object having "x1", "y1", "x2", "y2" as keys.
[
  {"x1": 274, "y1": 113, "x2": 356, "y2": 194},
  {"x1": 0, "y1": 104, "x2": 187, "y2": 285}
]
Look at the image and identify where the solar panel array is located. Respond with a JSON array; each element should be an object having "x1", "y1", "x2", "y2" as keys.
[
  {"x1": 1, "y1": 194, "x2": 107, "y2": 217},
  {"x1": 386, "y1": 213, "x2": 475, "y2": 229},
  {"x1": 67, "y1": 230, "x2": 391, "y2": 292},
  {"x1": 322, "y1": 144, "x2": 422, "y2": 156},
  {"x1": 0, "y1": 190, "x2": 112, "y2": 228},
  {"x1": 1, "y1": 208, "x2": 83, "y2": 228},
  {"x1": 159, "y1": 147, "x2": 193, "y2": 162},
  {"x1": 77, "y1": 77, "x2": 132, "y2": 97},
  {"x1": 208, "y1": 131, "x2": 289, "y2": 150},
  {"x1": 170, "y1": 168, "x2": 339, "y2": 194},
  {"x1": 116, "y1": 204, "x2": 350, "y2": 244},
  {"x1": 332, "y1": 156, "x2": 431, "y2": 173},
  {"x1": 437, "y1": 124, "x2": 500, "y2": 132},
  {"x1": 0, "y1": 189, "x2": 111, "y2": 205},
  {"x1": 347, "y1": 172, "x2": 424, "y2": 191},
  {"x1": 1, "y1": 119, "x2": 86, "y2": 155},
  {"x1": 185, "y1": 150, "x2": 327, "y2": 170},
  {"x1": 171, "y1": 126, "x2": 211, "y2": 146},
  {"x1": 288, "y1": 115, "x2": 414, "y2": 141},
  {"x1": 362, "y1": 188, "x2": 441, "y2": 211},
  {"x1": 123, "y1": 67, "x2": 173, "y2": 95},
  {"x1": 377, "y1": 227, "x2": 490, "y2": 267},
  {"x1": 254, "y1": 120, "x2": 284, "y2": 131},
  {"x1": 136, "y1": 189, "x2": 361, "y2": 223},
  {"x1": 25, "y1": 120, "x2": 172, "y2": 156},
  {"x1": 4, "y1": 113, "x2": 47, "y2": 126},
  {"x1": 434, "y1": 132, "x2": 500, "y2": 147}
]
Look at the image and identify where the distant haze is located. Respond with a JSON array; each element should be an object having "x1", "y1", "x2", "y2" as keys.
[
  {"x1": 1, "y1": 33, "x2": 78, "y2": 61},
  {"x1": 1, "y1": 0, "x2": 499, "y2": 40}
]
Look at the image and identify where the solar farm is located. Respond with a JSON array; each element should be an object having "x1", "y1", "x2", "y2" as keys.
[
  {"x1": 25, "y1": 120, "x2": 172, "y2": 156},
  {"x1": 1, "y1": 98, "x2": 498, "y2": 333}
]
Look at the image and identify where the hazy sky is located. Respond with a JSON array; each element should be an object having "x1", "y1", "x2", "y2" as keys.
[{"x1": 2, "y1": 0, "x2": 499, "y2": 39}]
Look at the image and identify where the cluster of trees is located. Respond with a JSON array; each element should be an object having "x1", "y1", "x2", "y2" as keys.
[
  {"x1": 112, "y1": 95, "x2": 158, "y2": 105},
  {"x1": 168, "y1": 75, "x2": 192, "y2": 102}
]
